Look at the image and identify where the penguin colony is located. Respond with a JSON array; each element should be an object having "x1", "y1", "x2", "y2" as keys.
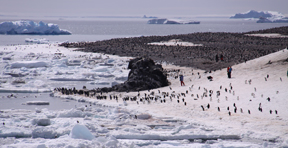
[
  {"x1": 60, "y1": 26, "x2": 288, "y2": 71},
  {"x1": 55, "y1": 69, "x2": 281, "y2": 118}
]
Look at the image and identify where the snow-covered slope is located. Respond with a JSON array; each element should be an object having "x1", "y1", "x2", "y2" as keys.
[
  {"x1": 230, "y1": 10, "x2": 284, "y2": 19},
  {"x1": 0, "y1": 21, "x2": 71, "y2": 35}
]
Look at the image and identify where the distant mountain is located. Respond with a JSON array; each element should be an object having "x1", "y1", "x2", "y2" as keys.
[{"x1": 230, "y1": 10, "x2": 284, "y2": 19}]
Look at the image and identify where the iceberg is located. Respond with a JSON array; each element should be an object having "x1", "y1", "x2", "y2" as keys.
[
  {"x1": 147, "y1": 18, "x2": 200, "y2": 24},
  {"x1": 230, "y1": 10, "x2": 284, "y2": 19},
  {"x1": 0, "y1": 20, "x2": 71, "y2": 35},
  {"x1": 257, "y1": 17, "x2": 288, "y2": 23},
  {"x1": 25, "y1": 38, "x2": 50, "y2": 44}
]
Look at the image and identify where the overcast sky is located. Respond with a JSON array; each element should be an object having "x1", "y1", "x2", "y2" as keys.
[{"x1": 1, "y1": 0, "x2": 287, "y2": 18}]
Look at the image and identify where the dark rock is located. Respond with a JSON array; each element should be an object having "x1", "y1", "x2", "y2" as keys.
[{"x1": 96, "y1": 57, "x2": 169, "y2": 92}]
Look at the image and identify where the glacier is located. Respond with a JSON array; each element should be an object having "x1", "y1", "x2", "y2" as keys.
[{"x1": 0, "y1": 20, "x2": 71, "y2": 35}]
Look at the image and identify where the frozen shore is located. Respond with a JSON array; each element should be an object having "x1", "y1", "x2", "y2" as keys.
[{"x1": 0, "y1": 42, "x2": 287, "y2": 147}]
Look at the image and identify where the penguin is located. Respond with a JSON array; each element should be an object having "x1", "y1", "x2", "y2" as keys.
[
  {"x1": 218, "y1": 107, "x2": 220, "y2": 112},
  {"x1": 267, "y1": 97, "x2": 270, "y2": 102},
  {"x1": 227, "y1": 107, "x2": 229, "y2": 110},
  {"x1": 201, "y1": 105, "x2": 205, "y2": 111},
  {"x1": 275, "y1": 110, "x2": 278, "y2": 114},
  {"x1": 248, "y1": 110, "x2": 251, "y2": 114},
  {"x1": 207, "y1": 103, "x2": 210, "y2": 109},
  {"x1": 234, "y1": 107, "x2": 237, "y2": 113},
  {"x1": 228, "y1": 111, "x2": 231, "y2": 116},
  {"x1": 270, "y1": 110, "x2": 272, "y2": 114},
  {"x1": 184, "y1": 102, "x2": 187, "y2": 106}
]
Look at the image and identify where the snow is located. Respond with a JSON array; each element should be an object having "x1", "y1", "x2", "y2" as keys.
[
  {"x1": 0, "y1": 42, "x2": 288, "y2": 147},
  {"x1": 0, "y1": 21, "x2": 71, "y2": 35}
]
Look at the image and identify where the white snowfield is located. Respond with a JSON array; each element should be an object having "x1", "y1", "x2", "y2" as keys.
[
  {"x1": 0, "y1": 21, "x2": 71, "y2": 35},
  {"x1": 0, "y1": 42, "x2": 288, "y2": 147}
]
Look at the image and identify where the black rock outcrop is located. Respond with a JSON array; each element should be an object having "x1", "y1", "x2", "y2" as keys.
[{"x1": 95, "y1": 57, "x2": 170, "y2": 92}]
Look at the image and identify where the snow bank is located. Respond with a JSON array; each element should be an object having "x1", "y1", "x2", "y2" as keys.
[
  {"x1": 70, "y1": 124, "x2": 95, "y2": 140},
  {"x1": 0, "y1": 21, "x2": 71, "y2": 35}
]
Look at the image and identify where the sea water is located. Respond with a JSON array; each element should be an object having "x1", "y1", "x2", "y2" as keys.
[{"x1": 0, "y1": 18, "x2": 288, "y2": 45}]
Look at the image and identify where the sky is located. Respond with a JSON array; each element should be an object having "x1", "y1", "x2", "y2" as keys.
[{"x1": 0, "y1": 0, "x2": 288, "y2": 18}]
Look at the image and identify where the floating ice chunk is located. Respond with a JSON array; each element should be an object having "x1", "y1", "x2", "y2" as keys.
[
  {"x1": 106, "y1": 59, "x2": 115, "y2": 63},
  {"x1": 93, "y1": 67, "x2": 109, "y2": 72},
  {"x1": 10, "y1": 61, "x2": 48, "y2": 68},
  {"x1": 25, "y1": 38, "x2": 49, "y2": 44},
  {"x1": 115, "y1": 76, "x2": 128, "y2": 81},
  {"x1": 99, "y1": 63, "x2": 114, "y2": 66},
  {"x1": 70, "y1": 124, "x2": 95, "y2": 140},
  {"x1": 32, "y1": 118, "x2": 51, "y2": 126},
  {"x1": 26, "y1": 101, "x2": 50, "y2": 105},
  {"x1": 89, "y1": 81, "x2": 110, "y2": 85},
  {"x1": 0, "y1": 129, "x2": 32, "y2": 138},
  {"x1": 57, "y1": 108, "x2": 92, "y2": 118},
  {"x1": 32, "y1": 127, "x2": 57, "y2": 139},
  {"x1": 98, "y1": 74, "x2": 114, "y2": 78},
  {"x1": 49, "y1": 77, "x2": 93, "y2": 81}
]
